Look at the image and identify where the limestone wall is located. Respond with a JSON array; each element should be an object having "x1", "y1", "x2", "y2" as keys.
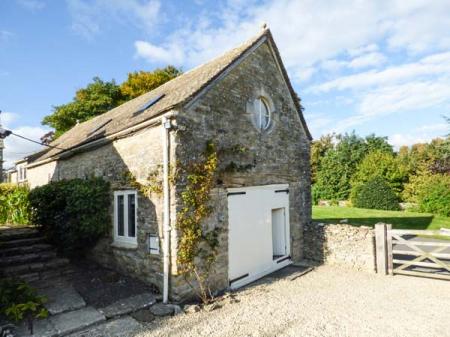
[
  {"x1": 303, "y1": 222, "x2": 376, "y2": 272},
  {"x1": 171, "y1": 41, "x2": 311, "y2": 299}
]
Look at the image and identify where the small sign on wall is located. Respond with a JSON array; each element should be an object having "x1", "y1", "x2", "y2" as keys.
[{"x1": 148, "y1": 234, "x2": 160, "y2": 255}]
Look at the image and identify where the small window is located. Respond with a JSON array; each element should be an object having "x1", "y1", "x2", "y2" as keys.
[
  {"x1": 18, "y1": 166, "x2": 27, "y2": 182},
  {"x1": 114, "y1": 190, "x2": 138, "y2": 247},
  {"x1": 255, "y1": 97, "x2": 271, "y2": 130}
]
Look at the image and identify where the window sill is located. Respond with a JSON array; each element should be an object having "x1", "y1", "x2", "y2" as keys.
[{"x1": 111, "y1": 241, "x2": 138, "y2": 250}]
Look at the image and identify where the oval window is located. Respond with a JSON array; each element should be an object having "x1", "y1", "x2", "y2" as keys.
[{"x1": 256, "y1": 97, "x2": 271, "y2": 130}]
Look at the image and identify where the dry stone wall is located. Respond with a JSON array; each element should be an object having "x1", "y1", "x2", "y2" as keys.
[{"x1": 303, "y1": 222, "x2": 376, "y2": 272}]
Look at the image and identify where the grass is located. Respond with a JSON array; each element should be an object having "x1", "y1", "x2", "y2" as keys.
[{"x1": 312, "y1": 206, "x2": 450, "y2": 230}]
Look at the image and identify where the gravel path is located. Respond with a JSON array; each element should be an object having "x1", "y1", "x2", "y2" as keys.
[{"x1": 137, "y1": 265, "x2": 450, "y2": 337}]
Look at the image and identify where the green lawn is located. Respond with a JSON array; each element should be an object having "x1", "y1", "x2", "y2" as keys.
[{"x1": 312, "y1": 206, "x2": 450, "y2": 230}]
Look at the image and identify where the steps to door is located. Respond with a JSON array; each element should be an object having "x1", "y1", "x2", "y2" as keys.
[{"x1": 0, "y1": 227, "x2": 72, "y2": 282}]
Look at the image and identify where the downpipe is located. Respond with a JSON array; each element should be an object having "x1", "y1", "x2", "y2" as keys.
[{"x1": 162, "y1": 116, "x2": 172, "y2": 304}]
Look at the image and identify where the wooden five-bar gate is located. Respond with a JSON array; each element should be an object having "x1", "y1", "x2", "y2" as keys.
[{"x1": 375, "y1": 224, "x2": 450, "y2": 281}]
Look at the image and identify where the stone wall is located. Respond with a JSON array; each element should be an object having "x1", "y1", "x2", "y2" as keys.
[
  {"x1": 303, "y1": 222, "x2": 376, "y2": 272},
  {"x1": 172, "y1": 41, "x2": 311, "y2": 299}
]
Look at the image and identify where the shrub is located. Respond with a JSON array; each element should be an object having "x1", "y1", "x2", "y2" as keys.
[
  {"x1": 0, "y1": 278, "x2": 48, "y2": 334},
  {"x1": 416, "y1": 174, "x2": 450, "y2": 217},
  {"x1": 0, "y1": 183, "x2": 30, "y2": 225},
  {"x1": 28, "y1": 177, "x2": 110, "y2": 256},
  {"x1": 351, "y1": 177, "x2": 400, "y2": 211},
  {"x1": 352, "y1": 150, "x2": 408, "y2": 196}
]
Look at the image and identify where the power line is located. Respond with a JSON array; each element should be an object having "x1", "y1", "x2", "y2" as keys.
[{"x1": 10, "y1": 132, "x2": 66, "y2": 151}]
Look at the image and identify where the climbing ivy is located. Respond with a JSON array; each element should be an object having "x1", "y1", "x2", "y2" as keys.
[{"x1": 176, "y1": 141, "x2": 220, "y2": 303}]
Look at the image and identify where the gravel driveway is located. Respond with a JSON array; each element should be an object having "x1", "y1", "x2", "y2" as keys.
[{"x1": 137, "y1": 265, "x2": 450, "y2": 337}]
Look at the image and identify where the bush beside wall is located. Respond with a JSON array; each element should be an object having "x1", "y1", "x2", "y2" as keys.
[
  {"x1": 0, "y1": 183, "x2": 30, "y2": 225},
  {"x1": 351, "y1": 177, "x2": 400, "y2": 211},
  {"x1": 29, "y1": 177, "x2": 110, "y2": 256}
]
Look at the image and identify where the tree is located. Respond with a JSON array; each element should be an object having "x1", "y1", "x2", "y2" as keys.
[
  {"x1": 310, "y1": 134, "x2": 334, "y2": 183},
  {"x1": 42, "y1": 77, "x2": 124, "y2": 137},
  {"x1": 42, "y1": 66, "x2": 182, "y2": 138},
  {"x1": 312, "y1": 132, "x2": 395, "y2": 201},
  {"x1": 351, "y1": 150, "x2": 409, "y2": 196},
  {"x1": 120, "y1": 66, "x2": 181, "y2": 100}
]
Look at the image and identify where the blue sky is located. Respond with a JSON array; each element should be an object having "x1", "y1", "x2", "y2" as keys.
[{"x1": 1, "y1": 0, "x2": 449, "y2": 167}]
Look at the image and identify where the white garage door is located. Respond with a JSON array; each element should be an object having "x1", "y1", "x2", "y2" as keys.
[{"x1": 228, "y1": 184, "x2": 291, "y2": 289}]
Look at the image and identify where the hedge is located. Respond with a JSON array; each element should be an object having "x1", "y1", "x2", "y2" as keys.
[
  {"x1": 28, "y1": 177, "x2": 110, "y2": 256},
  {"x1": 351, "y1": 176, "x2": 400, "y2": 211}
]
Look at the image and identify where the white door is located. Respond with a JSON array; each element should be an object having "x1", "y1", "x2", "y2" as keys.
[{"x1": 228, "y1": 184, "x2": 291, "y2": 289}]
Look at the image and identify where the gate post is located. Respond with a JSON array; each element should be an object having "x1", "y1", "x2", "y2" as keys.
[
  {"x1": 375, "y1": 223, "x2": 387, "y2": 275},
  {"x1": 386, "y1": 224, "x2": 393, "y2": 275}
]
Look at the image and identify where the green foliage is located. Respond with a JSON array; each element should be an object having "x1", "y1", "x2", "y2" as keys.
[
  {"x1": 351, "y1": 177, "x2": 400, "y2": 211},
  {"x1": 42, "y1": 77, "x2": 124, "y2": 137},
  {"x1": 0, "y1": 183, "x2": 30, "y2": 225},
  {"x1": 310, "y1": 134, "x2": 334, "y2": 184},
  {"x1": 120, "y1": 66, "x2": 181, "y2": 100},
  {"x1": 28, "y1": 177, "x2": 110, "y2": 256},
  {"x1": 352, "y1": 150, "x2": 408, "y2": 195},
  {"x1": 0, "y1": 278, "x2": 48, "y2": 333},
  {"x1": 42, "y1": 67, "x2": 182, "y2": 138},
  {"x1": 176, "y1": 141, "x2": 219, "y2": 304},
  {"x1": 414, "y1": 174, "x2": 450, "y2": 217},
  {"x1": 313, "y1": 132, "x2": 393, "y2": 201}
]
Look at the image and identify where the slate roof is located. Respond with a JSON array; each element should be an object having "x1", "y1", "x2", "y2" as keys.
[{"x1": 29, "y1": 28, "x2": 311, "y2": 164}]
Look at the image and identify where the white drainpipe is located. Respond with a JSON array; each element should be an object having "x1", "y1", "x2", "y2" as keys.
[{"x1": 161, "y1": 116, "x2": 171, "y2": 304}]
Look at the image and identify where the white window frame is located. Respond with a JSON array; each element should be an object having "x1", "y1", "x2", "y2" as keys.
[
  {"x1": 18, "y1": 165, "x2": 27, "y2": 182},
  {"x1": 113, "y1": 190, "x2": 138, "y2": 248},
  {"x1": 256, "y1": 96, "x2": 271, "y2": 130}
]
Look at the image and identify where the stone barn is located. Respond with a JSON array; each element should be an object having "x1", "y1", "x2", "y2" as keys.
[{"x1": 20, "y1": 28, "x2": 312, "y2": 301}]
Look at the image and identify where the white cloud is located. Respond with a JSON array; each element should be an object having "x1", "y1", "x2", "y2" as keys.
[
  {"x1": 16, "y1": 0, "x2": 45, "y2": 11},
  {"x1": 348, "y1": 52, "x2": 387, "y2": 69},
  {"x1": 311, "y1": 51, "x2": 450, "y2": 92},
  {"x1": 388, "y1": 123, "x2": 448, "y2": 149},
  {"x1": 134, "y1": 0, "x2": 450, "y2": 75},
  {"x1": 0, "y1": 112, "x2": 49, "y2": 168},
  {"x1": 67, "y1": 0, "x2": 161, "y2": 39},
  {"x1": 134, "y1": 40, "x2": 184, "y2": 65}
]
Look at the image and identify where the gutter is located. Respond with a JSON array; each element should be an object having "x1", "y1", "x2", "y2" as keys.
[{"x1": 27, "y1": 110, "x2": 178, "y2": 169}]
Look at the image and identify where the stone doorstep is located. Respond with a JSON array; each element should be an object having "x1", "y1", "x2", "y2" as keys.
[
  {"x1": 49, "y1": 307, "x2": 106, "y2": 336},
  {"x1": 39, "y1": 283, "x2": 87, "y2": 315},
  {"x1": 15, "y1": 307, "x2": 105, "y2": 337},
  {"x1": 66, "y1": 316, "x2": 143, "y2": 337},
  {"x1": 99, "y1": 292, "x2": 157, "y2": 319}
]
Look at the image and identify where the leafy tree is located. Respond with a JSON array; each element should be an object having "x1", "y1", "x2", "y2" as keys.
[
  {"x1": 311, "y1": 134, "x2": 334, "y2": 183},
  {"x1": 313, "y1": 132, "x2": 393, "y2": 200},
  {"x1": 42, "y1": 77, "x2": 124, "y2": 137},
  {"x1": 351, "y1": 150, "x2": 408, "y2": 196},
  {"x1": 42, "y1": 66, "x2": 182, "y2": 137},
  {"x1": 120, "y1": 66, "x2": 181, "y2": 100}
]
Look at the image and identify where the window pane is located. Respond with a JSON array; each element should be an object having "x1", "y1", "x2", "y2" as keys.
[
  {"x1": 128, "y1": 194, "x2": 136, "y2": 237},
  {"x1": 117, "y1": 195, "x2": 124, "y2": 236}
]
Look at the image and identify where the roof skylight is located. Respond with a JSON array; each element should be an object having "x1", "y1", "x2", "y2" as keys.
[{"x1": 135, "y1": 93, "x2": 165, "y2": 115}]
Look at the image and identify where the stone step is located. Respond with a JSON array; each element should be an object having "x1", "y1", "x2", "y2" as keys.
[
  {"x1": 0, "y1": 227, "x2": 40, "y2": 242},
  {"x1": 20, "y1": 266, "x2": 75, "y2": 283},
  {"x1": 0, "y1": 251, "x2": 57, "y2": 267},
  {"x1": 0, "y1": 236, "x2": 46, "y2": 249},
  {"x1": 2, "y1": 257, "x2": 70, "y2": 277},
  {"x1": 16, "y1": 306, "x2": 106, "y2": 337},
  {"x1": 66, "y1": 316, "x2": 142, "y2": 337},
  {"x1": 0, "y1": 243, "x2": 54, "y2": 257}
]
